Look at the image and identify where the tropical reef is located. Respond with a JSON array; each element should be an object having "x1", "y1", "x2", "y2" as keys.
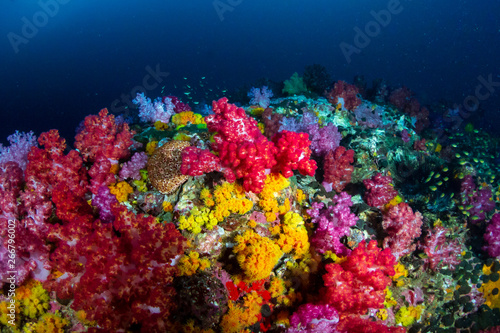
[{"x1": 1, "y1": 72, "x2": 500, "y2": 333}]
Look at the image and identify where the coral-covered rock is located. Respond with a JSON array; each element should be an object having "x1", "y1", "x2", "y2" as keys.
[
  {"x1": 484, "y1": 214, "x2": 500, "y2": 258},
  {"x1": 421, "y1": 226, "x2": 462, "y2": 271}
]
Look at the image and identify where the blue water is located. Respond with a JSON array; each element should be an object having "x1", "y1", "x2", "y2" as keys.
[{"x1": 1, "y1": 0, "x2": 499, "y2": 144}]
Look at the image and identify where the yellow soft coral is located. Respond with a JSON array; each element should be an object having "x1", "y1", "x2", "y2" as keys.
[
  {"x1": 146, "y1": 140, "x2": 158, "y2": 155},
  {"x1": 172, "y1": 111, "x2": 205, "y2": 128},
  {"x1": 32, "y1": 313, "x2": 69, "y2": 333},
  {"x1": 179, "y1": 206, "x2": 218, "y2": 234},
  {"x1": 234, "y1": 230, "x2": 283, "y2": 282},
  {"x1": 392, "y1": 262, "x2": 408, "y2": 287},
  {"x1": 268, "y1": 277, "x2": 286, "y2": 298},
  {"x1": 154, "y1": 120, "x2": 169, "y2": 131},
  {"x1": 109, "y1": 181, "x2": 134, "y2": 202},
  {"x1": 275, "y1": 212, "x2": 309, "y2": 258},
  {"x1": 258, "y1": 174, "x2": 290, "y2": 222},
  {"x1": 220, "y1": 292, "x2": 263, "y2": 333},
  {"x1": 17, "y1": 279, "x2": 50, "y2": 320},
  {"x1": 178, "y1": 251, "x2": 211, "y2": 276},
  {"x1": 480, "y1": 261, "x2": 500, "y2": 309},
  {"x1": 395, "y1": 305, "x2": 423, "y2": 327},
  {"x1": 162, "y1": 201, "x2": 174, "y2": 212}
]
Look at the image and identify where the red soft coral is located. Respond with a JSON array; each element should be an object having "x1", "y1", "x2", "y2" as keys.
[
  {"x1": 272, "y1": 130, "x2": 317, "y2": 178},
  {"x1": 74, "y1": 108, "x2": 135, "y2": 163},
  {"x1": 322, "y1": 240, "x2": 396, "y2": 314},
  {"x1": 180, "y1": 146, "x2": 221, "y2": 176},
  {"x1": 382, "y1": 202, "x2": 423, "y2": 260},
  {"x1": 326, "y1": 80, "x2": 362, "y2": 111},
  {"x1": 322, "y1": 146, "x2": 354, "y2": 192},
  {"x1": 69, "y1": 204, "x2": 185, "y2": 332},
  {"x1": 363, "y1": 173, "x2": 398, "y2": 210},
  {"x1": 421, "y1": 226, "x2": 462, "y2": 271}
]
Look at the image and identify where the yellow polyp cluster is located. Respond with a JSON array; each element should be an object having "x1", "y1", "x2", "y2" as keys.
[
  {"x1": 109, "y1": 162, "x2": 120, "y2": 175},
  {"x1": 177, "y1": 251, "x2": 211, "y2": 276},
  {"x1": 173, "y1": 132, "x2": 192, "y2": 141},
  {"x1": 210, "y1": 182, "x2": 253, "y2": 221},
  {"x1": 275, "y1": 212, "x2": 310, "y2": 258},
  {"x1": 0, "y1": 279, "x2": 53, "y2": 329},
  {"x1": 275, "y1": 310, "x2": 290, "y2": 327},
  {"x1": 109, "y1": 181, "x2": 134, "y2": 202},
  {"x1": 221, "y1": 292, "x2": 263, "y2": 333},
  {"x1": 392, "y1": 262, "x2": 408, "y2": 287},
  {"x1": 251, "y1": 107, "x2": 265, "y2": 115},
  {"x1": 377, "y1": 308, "x2": 389, "y2": 321},
  {"x1": 268, "y1": 277, "x2": 286, "y2": 298},
  {"x1": 32, "y1": 313, "x2": 69, "y2": 333},
  {"x1": 383, "y1": 288, "x2": 398, "y2": 308},
  {"x1": 200, "y1": 188, "x2": 215, "y2": 207},
  {"x1": 259, "y1": 174, "x2": 291, "y2": 222},
  {"x1": 181, "y1": 183, "x2": 252, "y2": 234},
  {"x1": 385, "y1": 194, "x2": 403, "y2": 210},
  {"x1": 480, "y1": 262, "x2": 500, "y2": 309},
  {"x1": 179, "y1": 206, "x2": 218, "y2": 234},
  {"x1": 278, "y1": 287, "x2": 302, "y2": 307},
  {"x1": 146, "y1": 140, "x2": 158, "y2": 155},
  {"x1": 75, "y1": 310, "x2": 96, "y2": 327},
  {"x1": 296, "y1": 189, "x2": 306, "y2": 204},
  {"x1": 323, "y1": 251, "x2": 347, "y2": 264},
  {"x1": 17, "y1": 279, "x2": 50, "y2": 320},
  {"x1": 234, "y1": 230, "x2": 283, "y2": 282},
  {"x1": 248, "y1": 219, "x2": 257, "y2": 228},
  {"x1": 162, "y1": 201, "x2": 174, "y2": 212},
  {"x1": 258, "y1": 122, "x2": 265, "y2": 134},
  {"x1": 181, "y1": 319, "x2": 216, "y2": 333},
  {"x1": 172, "y1": 111, "x2": 205, "y2": 128},
  {"x1": 154, "y1": 120, "x2": 169, "y2": 131},
  {"x1": 394, "y1": 305, "x2": 423, "y2": 327}
]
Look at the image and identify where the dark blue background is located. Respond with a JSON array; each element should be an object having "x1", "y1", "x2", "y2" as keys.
[{"x1": 1, "y1": 0, "x2": 499, "y2": 144}]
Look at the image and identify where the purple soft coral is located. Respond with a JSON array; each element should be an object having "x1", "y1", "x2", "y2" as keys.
[
  {"x1": 287, "y1": 303, "x2": 339, "y2": 333},
  {"x1": 248, "y1": 86, "x2": 273, "y2": 108},
  {"x1": 307, "y1": 123, "x2": 342, "y2": 157},
  {"x1": 132, "y1": 92, "x2": 175, "y2": 123},
  {"x1": 0, "y1": 131, "x2": 37, "y2": 171},
  {"x1": 92, "y1": 186, "x2": 118, "y2": 223},
  {"x1": 307, "y1": 192, "x2": 357, "y2": 255},
  {"x1": 119, "y1": 152, "x2": 148, "y2": 180}
]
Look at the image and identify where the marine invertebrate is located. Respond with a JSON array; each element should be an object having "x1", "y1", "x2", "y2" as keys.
[
  {"x1": 147, "y1": 140, "x2": 191, "y2": 194},
  {"x1": 484, "y1": 214, "x2": 500, "y2": 258},
  {"x1": 108, "y1": 180, "x2": 134, "y2": 202},
  {"x1": 421, "y1": 225, "x2": 462, "y2": 271},
  {"x1": 233, "y1": 230, "x2": 283, "y2": 282},
  {"x1": 133, "y1": 92, "x2": 175, "y2": 123},
  {"x1": 248, "y1": 86, "x2": 274, "y2": 108},
  {"x1": 0, "y1": 130, "x2": 37, "y2": 171},
  {"x1": 74, "y1": 108, "x2": 135, "y2": 163},
  {"x1": 272, "y1": 130, "x2": 317, "y2": 178},
  {"x1": 282, "y1": 72, "x2": 308, "y2": 95},
  {"x1": 119, "y1": 151, "x2": 148, "y2": 180},
  {"x1": 325, "y1": 80, "x2": 361, "y2": 111},
  {"x1": 363, "y1": 172, "x2": 398, "y2": 210},
  {"x1": 322, "y1": 146, "x2": 355, "y2": 192},
  {"x1": 321, "y1": 240, "x2": 396, "y2": 314},
  {"x1": 382, "y1": 202, "x2": 423, "y2": 260}
]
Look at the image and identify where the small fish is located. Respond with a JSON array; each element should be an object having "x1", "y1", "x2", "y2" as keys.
[
  {"x1": 183, "y1": 77, "x2": 188, "y2": 80},
  {"x1": 471, "y1": 215, "x2": 480, "y2": 221},
  {"x1": 459, "y1": 160, "x2": 467, "y2": 165},
  {"x1": 425, "y1": 177, "x2": 432, "y2": 183},
  {"x1": 193, "y1": 101, "x2": 199, "y2": 105},
  {"x1": 184, "y1": 92, "x2": 191, "y2": 95},
  {"x1": 443, "y1": 167, "x2": 449, "y2": 172},
  {"x1": 450, "y1": 193, "x2": 454, "y2": 198},
  {"x1": 465, "y1": 205, "x2": 474, "y2": 210},
  {"x1": 451, "y1": 144, "x2": 458, "y2": 148},
  {"x1": 458, "y1": 205, "x2": 464, "y2": 210},
  {"x1": 437, "y1": 181, "x2": 443, "y2": 186},
  {"x1": 443, "y1": 177, "x2": 449, "y2": 182},
  {"x1": 435, "y1": 173, "x2": 441, "y2": 178},
  {"x1": 455, "y1": 153, "x2": 461, "y2": 158},
  {"x1": 463, "y1": 151, "x2": 469, "y2": 156},
  {"x1": 429, "y1": 186, "x2": 438, "y2": 191},
  {"x1": 473, "y1": 158, "x2": 479, "y2": 163},
  {"x1": 430, "y1": 171, "x2": 435, "y2": 177},
  {"x1": 187, "y1": 85, "x2": 191, "y2": 88},
  {"x1": 480, "y1": 159, "x2": 485, "y2": 163},
  {"x1": 201, "y1": 76, "x2": 205, "y2": 79}
]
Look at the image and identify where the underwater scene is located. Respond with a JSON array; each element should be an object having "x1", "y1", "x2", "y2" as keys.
[{"x1": 1, "y1": 1, "x2": 500, "y2": 333}]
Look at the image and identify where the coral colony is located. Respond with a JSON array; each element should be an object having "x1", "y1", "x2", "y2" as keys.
[{"x1": 1, "y1": 71, "x2": 500, "y2": 333}]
